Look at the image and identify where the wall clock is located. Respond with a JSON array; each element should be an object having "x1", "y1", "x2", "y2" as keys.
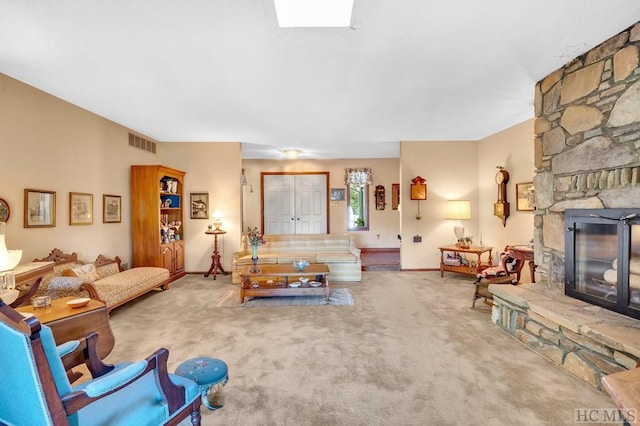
[
  {"x1": 494, "y1": 167, "x2": 510, "y2": 227},
  {"x1": 410, "y1": 176, "x2": 427, "y2": 200},
  {"x1": 0, "y1": 198, "x2": 9, "y2": 223}
]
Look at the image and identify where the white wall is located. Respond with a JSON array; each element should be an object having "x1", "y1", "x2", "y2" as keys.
[
  {"x1": 160, "y1": 142, "x2": 242, "y2": 273},
  {"x1": 477, "y1": 119, "x2": 536, "y2": 281},
  {"x1": 399, "y1": 141, "x2": 479, "y2": 269},
  {"x1": 0, "y1": 73, "x2": 242, "y2": 273},
  {"x1": 1, "y1": 71, "x2": 535, "y2": 277},
  {"x1": 398, "y1": 120, "x2": 535, "y2": 275},
  {"x1": 0, "y1": 73, "x2": 153, "y2": 264},
  {"x1": 242, "y1": 159, "x2": 401, "y2": 249}
]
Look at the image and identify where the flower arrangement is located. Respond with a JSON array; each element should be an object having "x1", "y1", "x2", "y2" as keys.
[
  {"x1": 247, "y1": 227, "x2": 266, "y2": 246},
  {"x1": 456, "y1": 236, "x2": 473, "y2": 248}
]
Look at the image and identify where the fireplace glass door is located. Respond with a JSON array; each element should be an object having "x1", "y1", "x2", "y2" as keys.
[{"x1": 565, "y1": 209, "x2": 640, "y2": 320}]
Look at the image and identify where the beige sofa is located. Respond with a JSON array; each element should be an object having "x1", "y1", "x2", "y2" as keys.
[
  {"x1": 29, "y1": 249, "x2": 171, "y2": 311},
  {"x1": 232, "y1": 234, "x2": 362, "y2": 284}
]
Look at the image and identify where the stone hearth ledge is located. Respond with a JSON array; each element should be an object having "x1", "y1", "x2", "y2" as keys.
[{"x1": 489, "y1": 283, "x2": 640, "y2": 389}]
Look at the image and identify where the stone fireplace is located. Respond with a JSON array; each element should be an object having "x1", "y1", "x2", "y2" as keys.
[{"x1": 490, "y1": 21, "x2": 640, "y2": 389}]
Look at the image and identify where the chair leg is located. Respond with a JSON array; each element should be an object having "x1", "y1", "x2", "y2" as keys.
[{"x1": 190, "y1": 402, "x2": 202, "y2": 425}]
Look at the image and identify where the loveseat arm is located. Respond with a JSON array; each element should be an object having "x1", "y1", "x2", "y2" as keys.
[
  {"x1": 79, "y1": 282, "x2": 104, "y2": 303},
  {"x1": 233, "y1": 235, "x2": 249, "y2": 261},
  {"x1": 349, "y1": 239, "x2": 361, "y2": 258}
]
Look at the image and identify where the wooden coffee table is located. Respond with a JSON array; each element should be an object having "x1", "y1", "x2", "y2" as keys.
[
  {"x1": 17, "y1": 296, "x2": 115, "y2": 359},
  {"x1": 240, "y1": 264, "x2": 330, "y2": 303}
]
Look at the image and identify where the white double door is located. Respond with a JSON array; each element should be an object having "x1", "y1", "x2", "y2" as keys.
[{"x1": 263, "y1": 173, "x2": 327, "y2": 234}]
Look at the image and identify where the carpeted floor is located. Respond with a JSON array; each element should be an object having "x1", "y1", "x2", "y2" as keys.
[
  {"x1": 104, "y1": 271, "x2": 615, "y2": 426},
  {"x1": 216, "y1": 287, "x2": 354, "y2": 307}
]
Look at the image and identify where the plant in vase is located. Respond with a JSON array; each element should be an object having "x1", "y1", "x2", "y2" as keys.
[{"x1": 247, "y1": 227, "x2": 266, "y2": 272}]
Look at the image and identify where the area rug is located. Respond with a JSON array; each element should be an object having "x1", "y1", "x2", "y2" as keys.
[{"x1": 215, "y1": 287, "x2": 354, "y2": 307}]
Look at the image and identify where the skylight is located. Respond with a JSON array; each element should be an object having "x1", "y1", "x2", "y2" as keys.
[{"x1": 274, "y1": 0, "x2": 354, "y2": 28}]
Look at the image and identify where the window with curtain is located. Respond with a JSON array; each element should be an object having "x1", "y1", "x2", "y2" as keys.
[{"x1": 344, "y1": 168, "x2": 372, "y2": 231}]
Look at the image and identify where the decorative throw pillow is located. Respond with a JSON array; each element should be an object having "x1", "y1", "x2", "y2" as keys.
[
  {"x1": 95, "y1": 263, "x2": 120, "y2": 280},
  {"x1": 48, "y1": 276, "x2": 85, "y2": 291},
  {"x1": 65, "y1": 263, "x2": 99, "y2": 283}
]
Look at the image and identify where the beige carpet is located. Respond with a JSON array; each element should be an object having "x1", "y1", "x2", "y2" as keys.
[
  {"x1": 216, "y1": 288, "x2": 354, "y2": 307},
  {"x1": 104, "y1": 271, "x2": 615, "y2": 426}
]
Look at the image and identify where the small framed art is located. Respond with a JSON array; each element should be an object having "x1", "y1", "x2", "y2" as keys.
[
  {"x1": 516, "y1": 182, "x2": 535, "y2": 211},
  {"x1": 69, "y1": 192, "x2": 93, "y2": 225},
  {"x1": 0, "y1": 198, "x2": 10, "y2": 222},
  {"x1": 190, "y1": 192, "x2": 209, "y2": 219},
  {"x1": 391, "y1": 184, "x2": 400, "y2": 210},
  {"x1": 330, "y1": 188, "x2": 345, "y2": 201},
  {"x1": 24, "y1": 189, "x2": 56, "y2": 228},
  {"x1": 103, "y1": 194, "x2": 122, "y2": 223}
]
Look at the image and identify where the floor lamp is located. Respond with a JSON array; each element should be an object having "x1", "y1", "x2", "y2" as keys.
[{"x1": 445, "y1": 200, "x2": 471, "y2": 241}]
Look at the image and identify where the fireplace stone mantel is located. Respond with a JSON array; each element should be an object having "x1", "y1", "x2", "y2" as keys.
[{"x1": 490, "y1": 283, "x2": 640, "y2": 389}]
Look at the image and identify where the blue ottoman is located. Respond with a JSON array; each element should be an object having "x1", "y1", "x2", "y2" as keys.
[{"x1": 175, "y1": 357, "x2": 229, "y2": 410}]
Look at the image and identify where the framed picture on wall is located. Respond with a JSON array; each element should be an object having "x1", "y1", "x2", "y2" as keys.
[
  {"x1": 69, "y1": 192, "x2": 93, "y2": 225},
  {"x1": 392, "y1": 183, "x2": 400, "y2": 210},
  {"x1": 330, "y1": 188, "x2": 345, "y2": 201},
  {"x1": 24, "y1": 189, "x2": 56, "y2": 228},
  {"x1": 516, "y1": 182, "x2": 535, "y2": 211},
  {"x1": 103, "y1": 194, "x2": 122, "y2": 223},
  {"x1": 190, "y1": 192, "x2": 209, "y2": 219}
]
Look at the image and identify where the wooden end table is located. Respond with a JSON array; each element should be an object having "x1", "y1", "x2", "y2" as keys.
[
  {"x1": 204, "y1": 230, "x2": 227, "y2": 280},
  {"x1": 17, "y1": 296, "x2": 115, "y2": 359},
  {"x1": 505, "y1": 245, "x2": 536, "y2": 283},
  {"x1": 439, "y1": 245, "x2": 494, "y2": 277},
  {"x1": 10, "y1": 261, "x2": 54, "y2": 307},
  {"x1": 240, "y1": 264, "x2": 330, "y2": 303}
]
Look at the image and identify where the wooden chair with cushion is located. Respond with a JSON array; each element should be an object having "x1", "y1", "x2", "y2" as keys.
[
  {"x1": 0, "y1": 298, "x2": 202, "y2": 426},
  {"x1": 472, "y1": 248, "x2": 521, "y2": 308}
]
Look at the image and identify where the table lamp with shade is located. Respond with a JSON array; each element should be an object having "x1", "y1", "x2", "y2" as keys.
[
  {"x1": 0, "y1": 222, "x2": 22, "y2": 305},
  {"x1": 211, "y1": 211, "x2": 223, "y2": 231},
  {"x1": 445, "y1": 200, "x2": 471, "y2": 241}
]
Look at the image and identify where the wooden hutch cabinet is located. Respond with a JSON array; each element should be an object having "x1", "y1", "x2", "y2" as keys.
[{"x1": 131, "y1": 165, "x2": 186, "y2": 281}]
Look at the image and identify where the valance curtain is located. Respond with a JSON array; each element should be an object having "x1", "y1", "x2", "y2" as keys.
[{"x1": 344, "y1": 168, "x2": 372, "y2": 186}]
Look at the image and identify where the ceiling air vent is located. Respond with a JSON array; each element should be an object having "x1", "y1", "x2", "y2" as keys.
[{"x1": 128, "y1": 133, "x2": 156, "y2": 154}]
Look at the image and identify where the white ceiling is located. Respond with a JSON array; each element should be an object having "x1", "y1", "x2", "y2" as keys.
[{"x1": 1, "y1": 1, "x2": 639, "y2": 159}]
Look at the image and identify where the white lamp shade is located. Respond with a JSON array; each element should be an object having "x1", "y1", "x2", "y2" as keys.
[
  {"x1": 211, "y1": 211, "x2": 223, "y2": 230},
  {"x1": 445, "y1": 200, "x2": 471, "y2": 220},
  {"x1": 0, "y1": 250, "x2": 22, "y2": 272}
]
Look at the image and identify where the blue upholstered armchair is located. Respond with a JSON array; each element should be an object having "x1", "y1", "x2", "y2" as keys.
[{"x1": 0, "y1": 300, "x2": 202, "y2": 425}]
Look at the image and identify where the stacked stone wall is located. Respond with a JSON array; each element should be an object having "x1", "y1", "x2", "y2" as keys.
[
  {"x1": 490, "y1": 284, "x2": 640, "y2": 390},
  {"x1": 534, "y1": 21, "x2": 640, "y2": 291}
]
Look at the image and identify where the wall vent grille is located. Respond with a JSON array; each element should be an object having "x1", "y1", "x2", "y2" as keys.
[{"x1": 128, "y1": 133, "x2": 157, "y2": 154}]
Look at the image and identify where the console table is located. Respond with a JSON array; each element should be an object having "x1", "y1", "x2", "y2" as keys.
[{"x1": 439, "y1": 245, "x2": 493, "y2": 277}]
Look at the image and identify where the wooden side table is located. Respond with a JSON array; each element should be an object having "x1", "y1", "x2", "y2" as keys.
[
  {"x1": 505, "y1": 245, "x2": 536, "y2": 283},
  {"x1": 439, "y1": 245, "x2": 494, "y2": 277},
  {"x1": 17, "y1": 296, "x2": 114, "y2": 359},
  {"x1": 204, "y1": 230, "x2": 227, "y2": 280},
  {"x1": 10, "y1": 261, "x2": 54, "y2": 307}
]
